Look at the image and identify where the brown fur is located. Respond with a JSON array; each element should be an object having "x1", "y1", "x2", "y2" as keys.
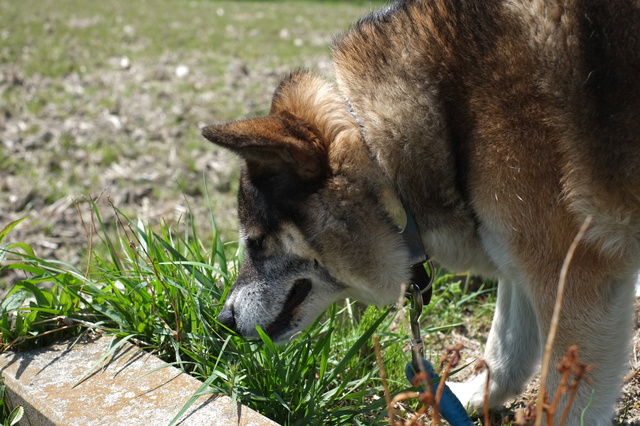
[{"x1": 202, "y1": 1, "x2": 640, "y2": 423}]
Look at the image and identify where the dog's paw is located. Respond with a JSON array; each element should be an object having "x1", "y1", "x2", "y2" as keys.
[{"x1": 446, "y1": 376, "x2": 487, "y2": 414}]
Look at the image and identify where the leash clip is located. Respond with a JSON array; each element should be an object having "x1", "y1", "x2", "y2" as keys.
[
  {"x1": 404, "y1": 261, "x2": 434, "y2": 304},
  {"x1": 408, "y1": 282, "x2": 425, "y2": 368},
  {"x1": 405, "y1": 261, "x2": 433, "y2": 368}
]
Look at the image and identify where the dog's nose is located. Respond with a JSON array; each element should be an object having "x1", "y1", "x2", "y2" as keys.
[{"x1": 217, "y1": 306, "x2": 237, "y2": 332}]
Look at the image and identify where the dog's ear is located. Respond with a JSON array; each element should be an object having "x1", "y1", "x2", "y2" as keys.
[
  {"x1": 203, "y1": 71, "x2": 357, "y2": 181},
  {"x1": 202, "y1": 112, "x2": 328, "y2": 180}
]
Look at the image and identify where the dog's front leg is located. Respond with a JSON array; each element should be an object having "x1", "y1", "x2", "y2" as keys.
[
  {"x1": 448, "y1": 278, "x2": 540, "y2": 413},
  {"x1": 538, "y1": 275, "x2": 635, "y2": 426}
]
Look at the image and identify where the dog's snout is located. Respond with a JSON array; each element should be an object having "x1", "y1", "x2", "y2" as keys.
[{"x1": 217, "y1": 306, "x2": 237, "y2": 332}]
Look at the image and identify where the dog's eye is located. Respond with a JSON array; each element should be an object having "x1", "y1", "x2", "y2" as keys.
[{"x1": 246, "y1": 236, "x2": 265, "y2": 251}]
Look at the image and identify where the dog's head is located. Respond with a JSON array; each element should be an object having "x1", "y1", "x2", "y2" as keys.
[{"x1": 202, "y1": 71, "x2": 412, "y2": 342}]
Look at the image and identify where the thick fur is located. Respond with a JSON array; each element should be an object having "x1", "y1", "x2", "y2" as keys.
[{"x1": 202, "y1": 1, "x2": 640, "y2": 424}]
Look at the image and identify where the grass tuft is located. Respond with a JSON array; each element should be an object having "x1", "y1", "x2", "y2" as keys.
[{"x1": 0, "y1": 197, "x2": 496, "y2": 424}]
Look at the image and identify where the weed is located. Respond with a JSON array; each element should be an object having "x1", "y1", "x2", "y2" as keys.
[{"x1": 0, "y1": 378, "x2": 22, "y2": 426}]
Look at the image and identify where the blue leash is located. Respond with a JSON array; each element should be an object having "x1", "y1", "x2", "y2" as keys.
[
  {"x1": 405, "y1": 282, "x2": 474, "y2": 426},
  {"x1": 405, "y1": 357, "x2": 475, "y2": 426}
]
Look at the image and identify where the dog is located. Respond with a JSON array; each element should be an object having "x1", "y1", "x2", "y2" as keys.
[{"x1": 201, "y1": 0, "x2": 640, "y2": 423}]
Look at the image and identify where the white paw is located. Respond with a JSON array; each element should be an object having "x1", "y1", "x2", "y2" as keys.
[{"x1": 446, "y1": 375, "x2": 488, "y2": 414}]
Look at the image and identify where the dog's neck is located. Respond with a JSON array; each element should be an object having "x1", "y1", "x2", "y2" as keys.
[
  {"x1": 322, "y1": 90, "x2": 430, "y2": 272},
  {"x1": 275, "y1": 73, "x2": 430, "y2": 273}
]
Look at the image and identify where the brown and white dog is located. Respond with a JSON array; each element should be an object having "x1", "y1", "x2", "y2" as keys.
[{"x1": 202, "y1": 1, "x2": 640, "y2": 423}]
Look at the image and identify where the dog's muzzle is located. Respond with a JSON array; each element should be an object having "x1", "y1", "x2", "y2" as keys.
[
  {"x1": 216, "y1": 278, "x2": 313, "y2": 339},
  {"x1": 217, "y1": 306, "x2": 237, "y2": 333}
]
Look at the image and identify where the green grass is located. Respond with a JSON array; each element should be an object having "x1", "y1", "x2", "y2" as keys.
[
  {"x1": 0, "y1": 380, "x2": 22, "y2": 426},
  {"x1": 0, "y1": 197, "x2": 496, "y2": 425},
  {"x1": 1, "y1": 0, "x2": 377, "y2": 79}
]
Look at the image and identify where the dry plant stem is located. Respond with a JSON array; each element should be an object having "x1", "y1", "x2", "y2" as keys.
[
  {"x1": 389, "y1": 391, "x2": 420, "y2": 425},
  {"x1": 547, "y1": 357, "x2": 572, "y2": 424},
  {"x1": 4, "y1": 323, "x2": 84, "y2": 351},
  {"x1": 534, "y1": 215, "x2": 592, "y2": 426},
  {"x1": 103, "y1": 195, "x2": 124, "y2": 271},
  {"x1": 483, "y1": 364, "x2": 491, "y2": 426},
  {"x1": 398, "y1": 370, "x2": 437, "y2": 426},
  {"x1": 433, "y1": 345, "x2": 463, "y2": 425},
  {"x1": 559, "y1": 348, "x2": 594, "y2": 425},
  {"x1": 409, "y1": 401, "x2": 429, "y2": 426},
  {"x1": 434, "y1": 359, "x2": 453, "y2": 422},
  {"x1": 75, "y1": 200, "x2": 92, "y2": 310},
  {"x1": 549, "y1": 346, "x2": 583, "y2": 424},
  {"x1": 624, "y1": 367, "x2": 640, "y2": 384},
  {"x1": 421, "y1": 376, "x2": 436, "y2": 425},
  {"x1": 435, "y1": 362, "x2": 450, "y2": 403},
  {"x1": 374, "y1": 336, "x2": 392, "y2": 411},
  {"x1": 411, "y1": 344, "x2": 440, "y2": 424},
  {"x1": 411, "y1": 373, "x2": 436, "y2": 426},
  {"x1": 432, "y1": 382, "x2": 442, "y2": 425},
  {"x1": 425, "y1": 386, "x2": 436, "y2": 426},
  {"x1": 558, "y1": 381, "x2": 578, "y2": 425},
  {"x1": 432, "y1": 408, "x2": 441, "y2": 425}
]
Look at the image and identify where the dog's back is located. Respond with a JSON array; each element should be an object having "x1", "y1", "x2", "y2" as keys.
[{"x1": 334, "y1": 0, "x2": 640, "y2": 262}]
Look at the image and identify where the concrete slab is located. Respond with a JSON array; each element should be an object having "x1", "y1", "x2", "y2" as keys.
[{"x1": 0, "y1": 335, "x2": 279, "y2": 426}]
